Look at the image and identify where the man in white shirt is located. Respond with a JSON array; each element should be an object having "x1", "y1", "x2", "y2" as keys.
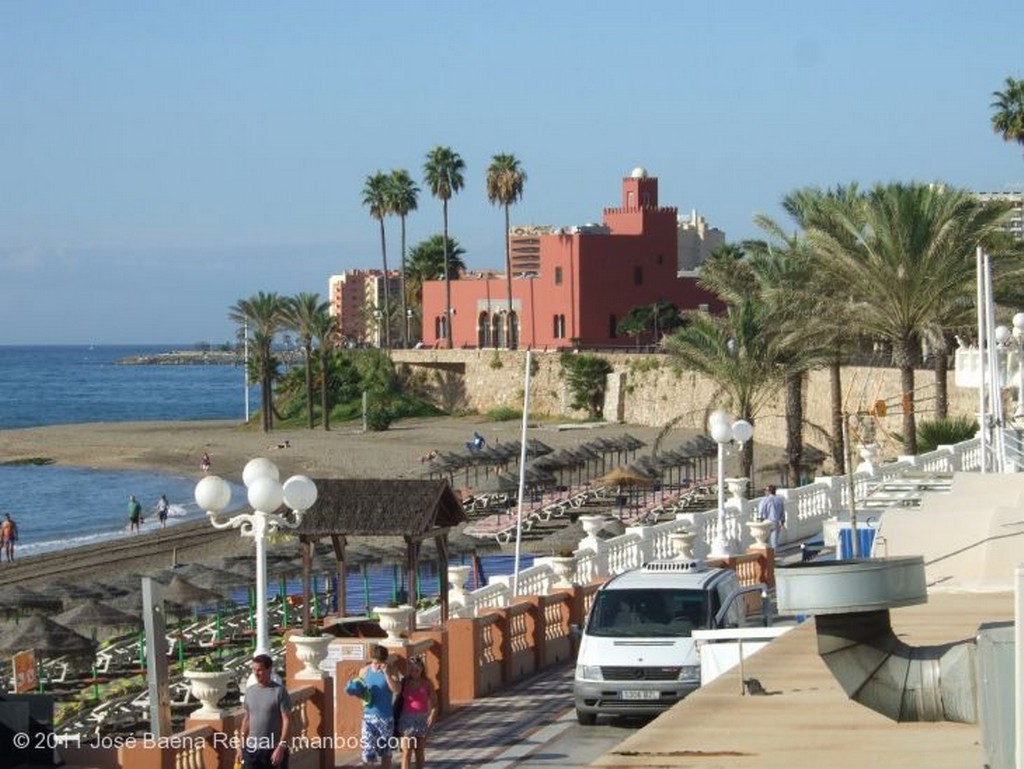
[{"x1": 756, "y1": 485, "x2": 786, "y2": 552}]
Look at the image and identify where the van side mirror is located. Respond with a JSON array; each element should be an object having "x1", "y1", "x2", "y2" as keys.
[{"x1": 569, "y1": 622, "x2": 582, "y2": 639}]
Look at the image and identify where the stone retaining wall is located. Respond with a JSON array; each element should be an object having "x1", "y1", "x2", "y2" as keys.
[{"x1": 393, "y1": 349, "x2": 979, "y2": 458}]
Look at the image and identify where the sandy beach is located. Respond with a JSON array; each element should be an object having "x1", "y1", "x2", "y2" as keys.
[{"x1": 0, "y1": 415, "x2": 705, "y2": 587}]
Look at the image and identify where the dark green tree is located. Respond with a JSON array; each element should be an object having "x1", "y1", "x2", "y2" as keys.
[
  {"x1": 362, "y1": 171, "x2": 393, "y2": 349},
  {"x1": 991, "y1": 77, "x2": 1024, "y2": 155},
  {"x1": 284, "y1": 293, "x2": 330, "y2": 430},
  {"x1": 389, "y1": 169, "x2": 419, "y2": 348},
  {"x1": 229, "y1": 292, "x2": 287, "y2": 432},
  {"x1": 487, "y1": 152, "x2": 527, "y2": 348},
  {"x1": 423, "y1": 146, "x2": 465, "y2": 348},
  {"x1": 559, "y1": 354, "x2": 613, "y2": 419}
]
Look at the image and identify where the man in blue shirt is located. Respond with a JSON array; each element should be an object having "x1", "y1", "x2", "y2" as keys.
[
  {"x1": 351, "y1": 644, "x2": 402, "y2": 767},
  {"x1": 756, "y1": 485, "x2": 786, "y2": 552}
]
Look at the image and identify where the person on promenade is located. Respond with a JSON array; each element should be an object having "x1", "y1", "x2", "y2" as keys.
[
  {"x1": 156, "y1": 494, "x2": 170, "y2": 530},
  {"x1": 237, "y1": 653, "x2": 291, "y2": 769},
  {"x1": 756, "y1": 485, "x2": 786, "y2": 552},
  {"x1": 396, "y1": 656, "x2": 437, "y2": 769},
  {"x1": 201, "y1": 452, "x2": 212, "y2": 473},
  {"x1": 347, "y1": 644, "x2": 402, "y2": 767},
  {"x1": 1, "y1": 513, "x2": 18, "y2": 562},
  {"x1": 127, "y1": 495, "x2": 143, "y2": 534}
]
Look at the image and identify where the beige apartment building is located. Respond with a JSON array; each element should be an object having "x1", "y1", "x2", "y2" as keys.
[{"x1": 328, "y1": 270, "x2": 402, "y2": 346}]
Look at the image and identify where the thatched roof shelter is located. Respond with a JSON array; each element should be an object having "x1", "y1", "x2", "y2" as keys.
[{"x1": 292, "y1": 479, "x2": 467, "y2": 627}]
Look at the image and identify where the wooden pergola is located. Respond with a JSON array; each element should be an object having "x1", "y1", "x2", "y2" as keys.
[{"x1": 292, "y1": 479, "x2": 467, "y2": 630}]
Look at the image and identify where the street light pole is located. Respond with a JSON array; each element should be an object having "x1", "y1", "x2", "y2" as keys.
[
  {"x1": 708, "y1": 410, "x2": 753, "y2": 557},
  {"x1": 194, "y1": 458, "x2": 318, "y2": 655}
]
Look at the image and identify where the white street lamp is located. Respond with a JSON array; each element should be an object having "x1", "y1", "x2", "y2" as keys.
[
  {"x1": 707, "y1": 410, "x2": 753, "y2": 557},
  {"x1": 995, "y1": 316, "x2": 1024, "y2": 420},
  {"x1": 195, "y1": 459, "x2": 318, "y2": 656}
]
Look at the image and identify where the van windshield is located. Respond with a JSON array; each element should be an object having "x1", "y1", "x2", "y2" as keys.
[{"x1": 586, "y1": 588, "x2": 710, "y2": 638}]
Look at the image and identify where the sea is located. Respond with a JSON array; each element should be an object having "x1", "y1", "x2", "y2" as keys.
[
  {"x1": 0, "y1": 344, "x2": 249, "y2": 558},
  {"x1": 0, "y1": 345, "x2": 527, "y2": 608}
]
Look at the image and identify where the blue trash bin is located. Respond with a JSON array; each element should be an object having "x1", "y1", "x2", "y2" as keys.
[{"x1": 838, "y1": 527, "x2": 876, "y2": 559}]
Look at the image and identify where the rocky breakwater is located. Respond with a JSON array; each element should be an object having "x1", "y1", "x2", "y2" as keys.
[{"x1": 117, "y1": 349, "x2": 243, "y2": 365}]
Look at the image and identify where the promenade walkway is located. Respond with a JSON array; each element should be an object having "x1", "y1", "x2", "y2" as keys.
[{"x1": 337, "y1": 663, "x2": 576, "y2": 767}]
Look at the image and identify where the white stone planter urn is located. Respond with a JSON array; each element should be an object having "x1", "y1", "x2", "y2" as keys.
[
  {"x1": 547, "y1": 555, "x2": 577, "y2": 587},
  {"x1": 448, "y1": 565, "x2": 471, "y2": 592},
  {"x1": 373, "y1": 605, "x2": 415, "y2": 641},
  {"x1": 724, "y1": 477, "x2": 748, "y2": 510},
  {"x1": 746, "y1": 519, "x2": 774, "y2": 550},
  {"x1": 183, "y1": 669, "x2": 233, "y2": 717},
  {"x1": 668, "y1": 530, "x2": 698, "y2": 562},
  {"x1": 579, "y1": 514, "x2": 608, "y2": 540},
  {"x1": 289, "y1": 634, "x2": 332, "y2": 679}
]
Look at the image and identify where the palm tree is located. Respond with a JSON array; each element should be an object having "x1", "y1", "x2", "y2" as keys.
[
  {"x1": 991, "y1": 77, "x2": 1024, "y2": 154},
  {"x1": 486, "y1": 153, "x2": 527, "y2": 348},
  {"x1": 309, "y1": 310, "x2": 338, "y2": 431},
  {"x1": 389, "y1": 169, "x2": 419, "y2": 348},
  {"x1": 698, "y1": 238, "x2": 830, "y2": 485},
  {"x1": 229, "y1": 292, "x2": 287, "y2": 432},
  {"x1": 362, "y1": 171, "x2": 393, "y2": 349},
  {"x1": 405, "y1": 234, "x2": 467, "y2": 340},
  {"x1": 423, "y1": 146, "x2": 465, "y2": 348},
  {"x1": 663, "y1": 298, "x2": 796, "y2": 480},
  {"x1": 807, "y1": 182, "x2": 1015, "y2": 455},
  {"x1": 284, "y1": 293, "x2": 330, "y2": 429},
  {"x1": 780, "y1": 184, "x2": 863, "y2": 472}
]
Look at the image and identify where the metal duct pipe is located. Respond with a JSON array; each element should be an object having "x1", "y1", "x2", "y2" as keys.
[
  {"x1": 777, "y1": 556, "x2": 977, "y2": 723},
  {"x1": 813, "y1": 608, "x2": 977, "y2": 723}
]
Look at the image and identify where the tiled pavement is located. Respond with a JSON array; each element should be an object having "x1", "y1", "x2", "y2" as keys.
[{"x1": 338, "y1": 662, "x2": 576, "y2": 767}]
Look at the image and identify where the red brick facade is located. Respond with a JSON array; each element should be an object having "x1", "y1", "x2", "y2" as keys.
[{"x1": 421, "y1": 172, "x2": 721, "y2": 349}]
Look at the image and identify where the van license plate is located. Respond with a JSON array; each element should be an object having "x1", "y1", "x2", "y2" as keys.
[{"x1": 621, "y1": 690, "x2": 659, "y2": 700}]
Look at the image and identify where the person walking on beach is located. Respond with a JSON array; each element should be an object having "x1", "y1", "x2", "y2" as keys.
[
  {"x1": 756, "y1": 485, "x2": 786, "y2": 552},
  {"x1": 127, "y1": 495, "x2": 143, "y2": 534},
  {"x1": 156, "y1": 494, "x2": 170, "y2": 530},
  {"x1": 347, "y1": 644, "x2": 402, "y2": 767},
  {"x1": 201, "y1": 452, "x2": 212, "y2": 473},
  {"x1": 397, "y1": 656, "x2": 438, "y2": 769},
  {"x1": 1, "y1": 513, "x2": 18, "y2": 562},
  {"x1": 237, "y1": 653, "x2": 291, "y2": 769}
]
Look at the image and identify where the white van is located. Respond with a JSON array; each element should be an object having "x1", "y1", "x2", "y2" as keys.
[{"x1": 573, "y1": 560, "x2": 765, "y2": 724}]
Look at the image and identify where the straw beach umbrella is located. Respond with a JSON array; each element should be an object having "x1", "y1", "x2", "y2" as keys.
[
  {"x1": 55, "y1": 599, "x2": 141, "y2": 641},
  {"x1": 0, "y1": 615, "x2": 97, "y2": 658}
]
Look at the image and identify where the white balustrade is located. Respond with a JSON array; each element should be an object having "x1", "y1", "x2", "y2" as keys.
[{"x1": 416, "y1": 436, "x2": 985, "y2": 624}]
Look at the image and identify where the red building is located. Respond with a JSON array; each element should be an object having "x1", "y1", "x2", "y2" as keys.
[{"x1": 421, "y1": 169, "x2": 721, "y2": 349}]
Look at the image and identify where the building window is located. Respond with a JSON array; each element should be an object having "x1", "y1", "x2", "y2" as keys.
[
  {"x1": 553, "y1": 314, "x2": 566, "y2": 339},
  {"x1": 609, "y1": 314, "x2": 618, "y2": 338},
  {"x1": 554, "y1": 266, "x2": 563, "y2": 285},
  {"x1": 634, "y1": 266, "x2": 643, "y2": 285}
]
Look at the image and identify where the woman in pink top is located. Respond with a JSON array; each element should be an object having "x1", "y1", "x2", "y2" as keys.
[{"x1": 396, "y1": 656, "x2": 437, "y2": 769}]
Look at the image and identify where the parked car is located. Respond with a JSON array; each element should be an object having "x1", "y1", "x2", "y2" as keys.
[{"x1": 574, "y1": 559, "x2": 766, "y2": 724}]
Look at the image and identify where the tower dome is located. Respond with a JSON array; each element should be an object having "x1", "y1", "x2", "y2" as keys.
[{"x1": 630, "y1": 166, "x2": 648, "y2": 179}]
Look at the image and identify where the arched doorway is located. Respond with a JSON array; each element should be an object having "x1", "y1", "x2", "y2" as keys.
[
  {"x1": 492, "y1": 313, "x2": 506, "y2": 349},
  {"x1": 478, "y1": 311, "x2": 492, "y2": 348},
  {"x1": 508, "y1": 311, "x2": 519, "y2": 349}
]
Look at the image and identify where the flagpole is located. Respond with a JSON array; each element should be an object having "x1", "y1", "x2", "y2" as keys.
[
  {"x1": 243, "y1": 320, "x2": 250, "y2": 424},
  {"x1": 512, "y1": 350, "x2": 533, "y2": 596}
]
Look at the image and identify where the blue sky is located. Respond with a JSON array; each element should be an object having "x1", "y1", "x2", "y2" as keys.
[{"x1": 1, "y1": 1, "x2": 1021, "y2": 345}]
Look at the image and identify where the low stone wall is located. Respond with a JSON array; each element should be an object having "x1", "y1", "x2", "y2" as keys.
[{"x1": 393, "y1": 349, "x2": 979, "y2": 457}]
